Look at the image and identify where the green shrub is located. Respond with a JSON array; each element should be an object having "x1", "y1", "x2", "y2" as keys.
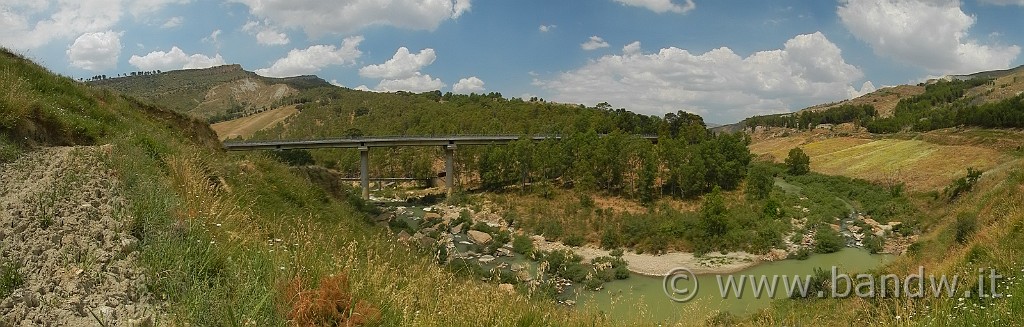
[
  {"x1": 563, "y1": 233, "x2": 585, "y2": 247},
  {"x1": 0, "y1": 261, "x2": 23, "y2": 298},
  {"x1": 863, "y1": 235, "x2": 884, "y2": 254},
  {"x1": 954, "y1": 212, "x2": 978, "y2": 244},
  {"x1": 945, "y1": 168, "x2": 983, "y2": 201},
  {"x1": 600, "y1": 228, "x2": 621, "y2": 250},
  {"x1": 785, "y1": 147, "x2": 810, "y2": 175},
  {"x1": 0, "y1": 135, "x2": 20, "y2": 163},
  {"x1": 814, "y1": 226, "x2": 844, "y2": 254},
  {"x1": 512, "y1": 234, "x2": 534, "y2": 255},
  {"x1": 789, "y1": 248, "x2": 811, "y2": 260}
]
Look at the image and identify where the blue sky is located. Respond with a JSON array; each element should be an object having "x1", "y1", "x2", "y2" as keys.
[{"x1": 2, "y1": 0, "x2": 1023, "y2": 124}]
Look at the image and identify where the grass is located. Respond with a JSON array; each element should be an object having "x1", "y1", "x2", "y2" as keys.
[
  {"x1": 751, "y1": 135, "x2": 1007, "y2": 191},
  {"x1": 732, "y1": 159, "x2": 1024, "y2": 326},
  {"x1": 0, "y1": 261, "x2": 23, "y2": 299}
]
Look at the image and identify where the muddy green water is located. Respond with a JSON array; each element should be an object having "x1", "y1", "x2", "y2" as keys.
[{"x1": 572, "y1": 248, "x2": 892, "y2": 324}]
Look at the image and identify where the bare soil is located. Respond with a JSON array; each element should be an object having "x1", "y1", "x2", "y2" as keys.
[
  {"x1": 211, "y1": 105, "x2": 298, "y2": 140},
  {"x1": 0, "y1": 147, "x2": 163, "y2": 326}
]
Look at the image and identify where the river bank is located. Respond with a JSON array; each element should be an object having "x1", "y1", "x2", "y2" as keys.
[{"x1": 534, "y1": 239, "x2": 760, "y2": 276}]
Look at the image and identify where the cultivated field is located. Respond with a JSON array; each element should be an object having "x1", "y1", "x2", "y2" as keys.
[
  {"x1": 750, "y1": 134, "x2": 1010, "y2": 191},
  {"x1": 211, "y1": 105, "x2": 298, "y2": 140}
]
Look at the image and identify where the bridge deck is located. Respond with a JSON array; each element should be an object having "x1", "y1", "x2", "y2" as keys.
[{"x1": 223, "y1": 134, "x2": 657, "y2": 151}]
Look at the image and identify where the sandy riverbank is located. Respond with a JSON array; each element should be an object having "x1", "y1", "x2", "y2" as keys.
[{"x1": 534, "y1": 239, "x2": 761, "y2": 277}]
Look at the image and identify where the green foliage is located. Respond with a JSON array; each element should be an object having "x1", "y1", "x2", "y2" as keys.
[
  {"x1": 0, "y1": 135, "x2": 21, "y2": 163},
  {"x1": 785, "y1": 147, "x2": 810, "y2": 175},
  {"x1": 862, "y1": 78, "x2": 1024, "y2": 133},
  {"x1": 0, "y1": 261, "x2": 23, "y2": 299},
  {"x1": 700, "y1": 187, "x2": 729, "y2": 238},
  {"x1": 863, "y1": 234, "x2": 884, "y2": 254},
  {"x1": 788, "y1": 248, "x2": 811, "y2": 260},
  {"x1": 746, "y1": 163, "x2": 775, "y2": 200},
  {"x1": 814, "y1": 226, "x2": 844, "y2": 254},
  {"x1": 600, "y1": 228, "x2": 621, "y2": 250},
  {"x1": 563, "y1": 233, "x2": 585, "y2": 247},
  {"x1": 954, "y1": 212, "x2": 978, "y2": 244},
  {"x1": 781, "y1": 172, "x2": 913, "y2": 223},
  {"x1": 789, "y1": 267, "x2": 831, "y2": 299},
  {"x1": 270, "y1": 149, "x2": 315, "y2": 166},
  {"x1": 743, "y1": 104, "x2": 877, "y2": 130},
  {"x1": 945, "y1": 167, "x2": 983, "y2": 201},
  {"x1": 512, "y1": 234, "x2": 534, "y2": 255}
]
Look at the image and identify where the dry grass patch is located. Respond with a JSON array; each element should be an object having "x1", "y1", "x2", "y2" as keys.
[
  {"x1": 751, "y1": 135, "x2": 1009, "y2": 192},
  {"x1": 212, "y1": 105, "x2": 299, "y2": 140}
]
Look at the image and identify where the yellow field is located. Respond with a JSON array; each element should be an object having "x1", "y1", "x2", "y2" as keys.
[
  {"x1": 211, "y1": 105, "x2": 298, "y2": 140},
  {"x1": 751, "y1": 135, "x2": 1011, "y2": 191}
]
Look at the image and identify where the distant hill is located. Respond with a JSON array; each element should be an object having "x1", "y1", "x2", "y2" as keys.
[
  {"x1": 87, "y1": 64, "x2": 330, "y2": 121},
  {"x1": 737, "y1": 65, "x2": 1024, "y2": 132}
]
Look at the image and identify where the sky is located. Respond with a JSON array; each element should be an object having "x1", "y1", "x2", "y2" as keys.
[{"x1": 2, "y1": 0, "x2": 1023, "y2": 124}]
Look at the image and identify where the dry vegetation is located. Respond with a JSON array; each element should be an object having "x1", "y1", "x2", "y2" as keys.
[
  {"x1": 212, "y1": 105, "x2": 299, "y2": 140},
  {"x1": 803, "y1": 85, "x2": 925, "y2": 118},
  {"x1": 749, "y1": 132, "x2": 1011, "y2": 191}
]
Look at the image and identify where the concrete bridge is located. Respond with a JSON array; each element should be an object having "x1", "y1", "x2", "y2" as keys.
[{"x1": 224, "y1": 134, "x2": 658, "y2": 199}]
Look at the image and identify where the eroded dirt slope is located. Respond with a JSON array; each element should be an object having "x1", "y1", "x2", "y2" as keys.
[{"x1": 0, "y1": 147, "x2": 163, "y2": 326}]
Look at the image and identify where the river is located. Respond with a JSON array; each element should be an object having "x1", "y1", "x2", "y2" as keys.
[{"x1": 570, "y1": 248, "x2": 892, "y2": 323}]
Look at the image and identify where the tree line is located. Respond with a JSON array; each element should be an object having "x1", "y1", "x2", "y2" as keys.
[{"x1": 742, "y1": 104, "x2": 877, "y2": 130}]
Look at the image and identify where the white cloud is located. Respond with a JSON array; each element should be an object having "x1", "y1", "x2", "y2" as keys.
[
  {"x1": 838, "y1": 0, "x2": 1020, "y2": 75},
  {"x1": 228, "y1": 0, "x2": 471, "y2": 37},
  {"x1": 128, "y1": 47, "x2": 226, "y2": 71},
  {"x1": 375, "y1": 73, "x2": 445, "y2": 93},
  {"x1": 255, "y1": 36, "x2": 364, "y2": 77},
  {"x1": 581, "y1": 36, "x2": 610, "y2": 51},
  {"x1": 453, "y1": 76, "x2": 485, "y2": 93},
  {"x1": 539, "y1": 24, "x2": 556, "y2": 32},
  {"x1": 358, "y1": 46, "x2": 447, "y2": 92},
  {"x1": 537, "y1": 32, "x2": 870, "y2": 123},
  {"x1": 0, "y1": 0, "x2": 123, "y2": 49},
  {"x1": 161, "y1": 16, "x2": 183, "y2": 28},
  {"x1": 66, "y1": 30, "x2": 122, "y2": 71},
  {"x1": 359, "y1": 47, "x2": 437, "y2": 79},
  {"x1": 613, "y1": 0, "x2": 695, "y2": 14},
  {"x1": 202, "y1": 29, "x2": 222, "y2": 46},
  {"x1": 0, "y1": 0, "x2": 190, "y2": 49},
  {"x1": 242, "y1": 20, "x2": 290, "y2": 46},
  {"x1": 128, "y1": 0, "x2": 190, "y2": 18}
]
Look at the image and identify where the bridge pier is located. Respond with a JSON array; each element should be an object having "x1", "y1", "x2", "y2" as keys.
[
  {"x1": 359, "y1": 146, "x2": 369, "y2": 200},
  {"x1": 445, "y1": 144, "x2": 456, "y2": 196}
]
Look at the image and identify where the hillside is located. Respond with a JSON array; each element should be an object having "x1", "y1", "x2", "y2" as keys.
[
  {"x1": 1, "y1": 49, "x2": 632, "y2": 326},
  {"x1": 748, "y1": 128, "x2": 1019, "y2": 191},
  {"x1": 87, "y1": 64, "x2": 330, "y2": 122}
]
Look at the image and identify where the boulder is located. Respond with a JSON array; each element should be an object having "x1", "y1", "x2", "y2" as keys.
[
  {"x1": 496, "y1": 248, "x2": 512, "y2": 257},
  {"x1": 397, "y1": 230, "x2": 411, "y2": 243},
  {"x1": 419, "y1": 237, "x2": 436, "y2": 248},
  {"x1": 468, "y1": 230, "x2": 493, "y2": 245},
  {"x1": 478, "y1": 255, "x2": 495, "y2": 263},
  {"x1": 450, "y1": 223, "x2": 464, "y2": 234},
  {"x1": 425, "y1": 212, "x2": 442, "y2": 221},
  {"x1": 374, "y1": 212, "x2": 394, "y2": 222}
]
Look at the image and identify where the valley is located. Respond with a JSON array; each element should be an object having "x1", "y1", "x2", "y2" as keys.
[{"x1": 3, "y1": 47, "x2": 1024, "y2": 326}]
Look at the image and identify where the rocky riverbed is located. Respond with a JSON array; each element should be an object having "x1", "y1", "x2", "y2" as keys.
[{"x1": 0, "y1": 147, "x2": 163, "y2": 326}]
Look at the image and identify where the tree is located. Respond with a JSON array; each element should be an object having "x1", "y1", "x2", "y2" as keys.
[
  {"x1": 785, "y1": 147, "x2": 810, "y2": 175},
  {"x1": 746, "y1": 163, "x2": 774, "y2": 201},
  {"x1": 700, "y1": 187, "x2": 729, "y2": 238}
]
